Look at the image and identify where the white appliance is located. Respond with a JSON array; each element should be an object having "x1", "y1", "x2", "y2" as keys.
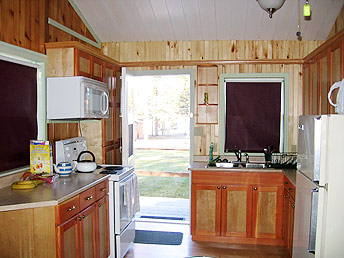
[
  {"x1": 293, "y1": 115, "x2": 344, "y2": 258},
  {"x1": 100, "y1": 165, "x2": 139, "y2": 258},
  {"x1": 55, "y1": 137, "x2": 138, "y2": 258},
  {"x1": 55, "y1": 137, "x2": 87, "y2": 165},
  {"x1": 47, "y1": 76, "x2": 109, "y2": 119}
]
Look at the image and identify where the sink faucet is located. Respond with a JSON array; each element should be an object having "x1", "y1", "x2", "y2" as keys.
[{"x1": 227, "y1": 147, "x2": 242, "y2": 162}]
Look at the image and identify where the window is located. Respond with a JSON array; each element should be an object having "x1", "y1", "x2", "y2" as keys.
[
  {"x1": 219, "y1": 74, "x2": 289, "y2": 155},
  {"x1": 0, "y1": 59, "x2": 38, "y2": 172},
  {"x1": 0, "y1": 41, "x2": 46, "y2": 176}
]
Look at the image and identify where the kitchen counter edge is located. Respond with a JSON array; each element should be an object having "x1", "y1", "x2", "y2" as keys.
[
  {"x1": 189, "y1": 162, "x2": 296, "y2": 186},
  {"x1": 0, "y1": 173, "x2": 110, "y2": 212}
]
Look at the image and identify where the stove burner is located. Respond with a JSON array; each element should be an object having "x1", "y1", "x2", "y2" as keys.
[
  {"x1": 103, "y1": 166, "x2": 124, "y2": 170},
  {"x1": 100, "y1": 170, "x2": 118, "y2": 174}
]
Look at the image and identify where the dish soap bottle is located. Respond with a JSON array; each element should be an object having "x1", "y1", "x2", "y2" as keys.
[{"x1": 209, "y1": 142, "x2": 214, "y2": 165}]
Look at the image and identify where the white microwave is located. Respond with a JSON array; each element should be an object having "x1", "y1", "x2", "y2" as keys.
[{"x1": 47, "y1": 76, "x2": 109, "y2": 119}]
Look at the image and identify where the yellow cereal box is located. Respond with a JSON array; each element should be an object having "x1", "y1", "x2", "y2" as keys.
[{"x1": 30, "y1": 140, "x2": 53, "y2": 174}]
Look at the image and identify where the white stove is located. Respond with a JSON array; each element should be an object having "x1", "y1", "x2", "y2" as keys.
[{"x1": 55, "y1": 137, "x2": 138, "y2": 258}]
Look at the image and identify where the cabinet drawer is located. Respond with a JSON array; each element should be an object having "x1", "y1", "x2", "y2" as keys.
[
  {"x1": 95, "y1": 180, "x2": 109, "y2": 200},
  {"x1": 56, "y1": 196, "x2": 80, "y2": 224},
  {"x1": 80, "y1": 186, "x2": 96, "y2": 211},
  {"x1": 284, "y1": 177, "x2": 295, "y2": 200}
]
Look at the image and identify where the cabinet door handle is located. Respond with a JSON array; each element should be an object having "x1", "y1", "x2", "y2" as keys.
[
  {"x1": 98, "y1": 203, "x2": 101, "y2": 207},
  {"x1": 291, "y1": 203, "x2": 295, "y2": 208},
  {"x1": 289, "y1": 188, "x2": 294, "y2": 192},
  {"x1": 66, "y1": 205, "x2": 76, "y2": 212},
  {"x1": 223, "y1": 186, "x2": 226, "y2": 189},
  {"x1": 254, "y1": 187, "x2": 258, "y2": 190},
  {"x1": 217, "y1": 186, "x2": 221, "y2": 189},
  {"x1": 85, "y1": 195, "x2": 93, "y2": 201},
  {"x1": 285, "y1": 195, "x2": 289, "y2": 198},
  {"x1": 78, "y1": 216, "x2": 82, "y2": 221},
  {"x1": 101, "y1": 188, "x2": 107, "y2": 192},
  {"x1": 82, "y1": 214, "x2": 85, "y2": 219}
]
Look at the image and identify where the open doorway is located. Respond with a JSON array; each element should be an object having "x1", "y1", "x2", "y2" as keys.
[{"x1": 125, "y1": 69, "x2": 194, "y2": 223}]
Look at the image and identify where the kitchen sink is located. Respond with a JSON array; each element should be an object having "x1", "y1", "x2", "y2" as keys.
[{"x1": 215, "y1": 162, "x2": 266, "y2": 169}]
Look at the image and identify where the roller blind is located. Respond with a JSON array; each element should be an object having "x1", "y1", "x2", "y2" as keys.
[
  {"x1": 0, "y1": 59, "x2": 37, "y2": 172},
  {"x1": 225, "y1": 81, "x2": 281, "y2": 152}
]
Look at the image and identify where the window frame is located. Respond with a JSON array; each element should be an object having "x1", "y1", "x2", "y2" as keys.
[
  {"x1": 219, "y1": 73, "x2": 289, "y2": 156},
  {"x1": 0, "y1": 41, "x2": 46, "y2": 177}
]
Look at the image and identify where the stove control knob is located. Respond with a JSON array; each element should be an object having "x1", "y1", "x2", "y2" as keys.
[{"x1": 65, "y1": 147, "x2": 69, "y2": 151}]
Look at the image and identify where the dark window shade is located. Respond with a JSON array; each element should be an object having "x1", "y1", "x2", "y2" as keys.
[
  {"x1": 225, "y1": 82, "x2": 281, "y2": 152},
  {"x1": 0, "y1": 59, "x2": 37, "y2": 172}
]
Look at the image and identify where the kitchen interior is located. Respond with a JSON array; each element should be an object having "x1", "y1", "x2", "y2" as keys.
[{"x1": 1, "y1": 0, "x2": 344, "y2": 258}]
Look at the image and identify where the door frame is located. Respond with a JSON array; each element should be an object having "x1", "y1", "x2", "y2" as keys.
[{"x1": 121, "y1": 68, "x2": 195, "y2": 164}]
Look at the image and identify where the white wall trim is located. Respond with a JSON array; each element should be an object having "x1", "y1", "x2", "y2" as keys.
[{"x1": 48, "y1": 18, "x2": 101, "y2": 49}]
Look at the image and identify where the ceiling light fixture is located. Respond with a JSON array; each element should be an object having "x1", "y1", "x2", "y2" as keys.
[{"x1": 256, "y1": 0, "x2": 286, "y2": 18}]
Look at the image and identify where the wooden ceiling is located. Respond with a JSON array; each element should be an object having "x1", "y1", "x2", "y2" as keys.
[{"x1": 73, "y1": 0, "x2": 344, "y2": 42}]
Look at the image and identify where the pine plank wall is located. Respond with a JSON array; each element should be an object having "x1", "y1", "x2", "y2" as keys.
[{"x1": 102, "y1": 40, "x2": 323, "y2": 157}]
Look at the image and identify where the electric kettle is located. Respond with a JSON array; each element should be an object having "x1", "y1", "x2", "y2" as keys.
[
  {"x1": 75, "y1": 150, "x2": 97, "y2": 172},
  {"x1": 328, "y1": 79, "x2": 344, "y2": 114}
]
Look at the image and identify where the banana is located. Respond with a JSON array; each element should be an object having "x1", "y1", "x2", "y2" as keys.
[
  {"x1": 32, "y1": 180, "x2": 43, "y2": 185},
  {"x1": 16, "y1": 180, "x2": 37, "y2": 185},
  {"x1": 11, "y1": 182, "x2": 37, "y2": 190}
]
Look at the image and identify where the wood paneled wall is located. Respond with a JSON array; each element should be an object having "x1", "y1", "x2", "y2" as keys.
[
  {"x1": 0, "y1": 0, "x2": 96, "y2": 54},
  {"x1": 328, "y1": 5, "x2": 344, "y2": 39},
  {"x1": 102, "y1": 40, "x2": 322, "y2": 63},
  {"x1": 102, "y1": 40, "x2": 322, "y2": 156}
]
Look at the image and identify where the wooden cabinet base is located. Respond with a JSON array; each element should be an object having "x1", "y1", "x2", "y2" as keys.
[{"x1": 192, "y1": 235, "x2": 285, "y2": 246}]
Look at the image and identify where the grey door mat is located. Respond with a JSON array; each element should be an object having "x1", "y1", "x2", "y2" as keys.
[
  {"x1": 139, "y1": 215, "x2": 185, "y2": 221},
  {"x1": 134, "y1": 230, "x2": 183, "y2": 245}
]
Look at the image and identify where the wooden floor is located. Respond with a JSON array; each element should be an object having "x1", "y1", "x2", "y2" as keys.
[{"x1": 124, "y1": 221, "x2": 289, "y2": 258}]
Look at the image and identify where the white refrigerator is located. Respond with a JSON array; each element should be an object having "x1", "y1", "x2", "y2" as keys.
[{"x1": 293, "y1": 115, "x2": 344, "y2": 258}]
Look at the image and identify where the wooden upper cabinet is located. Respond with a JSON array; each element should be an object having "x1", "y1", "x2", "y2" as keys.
[
  {"x1": 329, "y1": 40, "x2": 343, "y2": 114},
  {"x1": 75, "y1": 49, "x2": 92, "y2": 78},
  {"x1": 320, "y1": 54, "x2": 329, "y2": 114},
  {"x1": 303, "y1": 32, "x2": 344, "y2": 115},
  {"x1": 102, "y1": 64, "x2": 116, "y2": 147},
  {"x1": 91, "y1": 56, "x2": 105, "y2": 81},
  {"x1": 303, "y1": 64, "x2": 310, "y2": 115},
  {"x1": 252, "y1": 186, "x2": 283, "y2": 240},
  {"x1": 75, "y1": 49, "x2": 105, "y2": 82},
  {"x1": 221, "y1": 185, "x2": 252, "y2": 238},
  {"x1": 311, "y1": 61, "x2": 319, "y2": 115}
]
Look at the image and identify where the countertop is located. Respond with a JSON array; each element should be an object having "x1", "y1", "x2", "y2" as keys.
[
  {"x1": 189, "y1": 162, "x2": 296, "y2": 186},
  {"x1": 0, "y1": 172, "x2": 110, "y2": 212}
]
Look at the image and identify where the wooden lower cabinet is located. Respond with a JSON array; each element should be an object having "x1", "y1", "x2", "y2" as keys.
[
  {"x1": 96, "y1": 196, "x2": 110, "y2": 258},
  {"x1": 283, "y1": 177, "x2": 296, "y2": 257},
  {"x1": 57, "y1": 187, "x2": 110, "y2": 258},
  {"x1": 191, "y1": 184, "x2": 221, "y2": 236},
  {"x1": 221, "y1": 185, "x2": 252, "y2": 238},
  {"x1": 191, "y1": 170, "x2": 284, "y2": 245},
  {"x1": 252, "y1": 186, "x2": 283, "y2": 240},
  {"x1": 57, "y1": 204, "x2": 97, "y2": 258}
]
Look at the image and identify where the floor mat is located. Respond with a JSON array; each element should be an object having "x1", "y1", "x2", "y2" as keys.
[
  {"x1": 134, "y1": 230, "x2": 183, "y2": 245},
  {"x1": 139, "y1": 215, "x2": 185, "y2": 221}
]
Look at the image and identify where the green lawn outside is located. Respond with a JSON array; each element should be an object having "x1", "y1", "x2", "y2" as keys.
[
  {"x1": 134, "y1": 149, "x2": 189, "y2": 173},
  {"x1": 135, "y1": 149, "x2": 190, "y2": 199},
  {"x1": 138, "y1": 176, "x2": 189, "y2": 199}
]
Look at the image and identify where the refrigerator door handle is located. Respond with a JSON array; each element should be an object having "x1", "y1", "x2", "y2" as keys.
[{"x1": 307, "y1": 188, "x2": 319, "y2": 254}]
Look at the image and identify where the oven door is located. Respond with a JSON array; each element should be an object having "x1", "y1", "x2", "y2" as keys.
[{"x1": 114, "y1": 173, "x2": 137, "y2": 234}]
